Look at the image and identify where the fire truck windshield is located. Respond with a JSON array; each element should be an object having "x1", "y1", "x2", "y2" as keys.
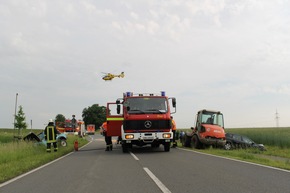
[{"x1": 126, "y1": 97, "x2": 168, "y2": 114}]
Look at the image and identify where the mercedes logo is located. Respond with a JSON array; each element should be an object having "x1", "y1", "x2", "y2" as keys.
[{"x1": 144, "y1": 121, "x2": 152, "y2": 128}]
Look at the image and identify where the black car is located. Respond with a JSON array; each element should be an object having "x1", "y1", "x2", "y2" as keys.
[{"x1": 224, "y1": 133, "x2": 266, "y2": 151}]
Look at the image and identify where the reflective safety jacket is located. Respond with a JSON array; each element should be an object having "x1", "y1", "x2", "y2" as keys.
[
  {"x1": 44, "y1": 125, "x2": 57, "y2": 143},
  {"x1": 171, "y1": 119, "x2": 176, "y2": 131},
  {"x1": 101, "y1": 122, "x2": 107, "y2": 132}
]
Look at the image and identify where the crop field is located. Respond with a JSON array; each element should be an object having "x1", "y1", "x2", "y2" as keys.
[{"x1": 225, "y1": 127, "x2": 290, "y2": 148}]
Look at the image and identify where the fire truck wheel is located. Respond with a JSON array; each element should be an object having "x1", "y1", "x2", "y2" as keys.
[
  {"x1": 122, "y1": 144, "x2": 129, "y2": 153},
  {"x1": 164, "y1": 142, "x2": 170, "y2": 152}
]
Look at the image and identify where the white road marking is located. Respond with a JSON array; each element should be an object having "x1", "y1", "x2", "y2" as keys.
[
  {"x1": 130, "y1": 152, "x2": 139, "y2": 160},
  {"x1": 144, "y1": 167, "x2": 172, "y2": 193},
  {"x1": 130, "y1": 152, "x2": 171, "y2": 192}
]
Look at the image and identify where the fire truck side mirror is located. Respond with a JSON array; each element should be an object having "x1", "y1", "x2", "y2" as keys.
[
  {"x1": 117, "y1": 104, "x2": 120, "y2": 114},
  {"x1": 172, "y1": 98, "x2": 176, "y2": 108}
]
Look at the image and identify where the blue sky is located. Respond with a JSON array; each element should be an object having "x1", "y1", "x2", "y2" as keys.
[{"x1": 1, "y1": 0, "x2": 290, "y2": 129}]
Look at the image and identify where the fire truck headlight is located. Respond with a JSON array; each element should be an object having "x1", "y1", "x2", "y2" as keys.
[
  {"x1": 125, "y1": 134, "x2": 134, "y2": 139},
  {"x1": 163, "y1": 133, "x2": 171, "y2": 138}
]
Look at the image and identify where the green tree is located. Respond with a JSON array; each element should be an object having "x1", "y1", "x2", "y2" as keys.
[
  {"x1": 55, "y1": 114, "x2": 66, "y2": 127},
  {"x1": 14, "y1": 105, "x2": 27, "y2": 131},
  {"x1": 82, "y1": 104, "x2": 106, "y2": 128}
]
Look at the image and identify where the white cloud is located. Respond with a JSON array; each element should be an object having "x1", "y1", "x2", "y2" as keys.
[
  {"x1": 1, "y1": 0, "x2": 290, "y2": 129},
  {"x1": 146, "y1": 20, "x2": 160, "y2": 35},
  {"x1": 263, "y1": 85, "x2": 290, "y2": 95},
  {"x1": 81, "y1": 1, "x2": 97, "y2": 13},
  {"x1": 112, "y1": 21, "x2": 122, "y2": 30},
  {"x1": 130, "y1": 12, "x2": 139, "y2": 20}
]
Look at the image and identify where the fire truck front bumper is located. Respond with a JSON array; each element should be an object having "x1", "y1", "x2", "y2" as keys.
[{"x1": 122, "y1": 132, "x2": 172, "y2": 145}]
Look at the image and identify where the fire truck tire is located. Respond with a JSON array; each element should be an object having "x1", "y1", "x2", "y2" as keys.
[
  {"x1": 164, "y1": 142, "x2": 170, "y2": 152},
  {"x1": 122, "y1": 144, "x2": 129, "y2": 153}
]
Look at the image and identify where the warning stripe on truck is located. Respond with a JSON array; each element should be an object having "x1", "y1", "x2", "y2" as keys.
[{"x1": 106, "y1": 117, "x2": 124, "y2": 121}]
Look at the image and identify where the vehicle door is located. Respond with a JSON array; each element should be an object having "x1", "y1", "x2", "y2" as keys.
[{"x1": 106, "y1": 103, "x2": 123, "y2": 136}]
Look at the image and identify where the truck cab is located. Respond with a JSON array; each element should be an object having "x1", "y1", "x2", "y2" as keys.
[
  {"x1": 183, "y1": 109, "x2": 226, "y2": 149},
  {"x1": 106, "y1": 91, "x2": 176, "y2": 152}
]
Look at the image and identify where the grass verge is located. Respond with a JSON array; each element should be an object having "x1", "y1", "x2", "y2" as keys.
[
  {"x1": 0, "y1": 129, "x2": 88, "y2": 183},
  {"x1": 177, "y1": 127, "x2": 290, "y2": 170},
  {"x1": 177, "y1": 142, "x2": 290, "y2": 171}
]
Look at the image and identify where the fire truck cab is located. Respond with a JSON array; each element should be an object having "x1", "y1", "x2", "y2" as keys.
[{"x1": 106, "y1": 91, "x2": 176, "y2": 153}]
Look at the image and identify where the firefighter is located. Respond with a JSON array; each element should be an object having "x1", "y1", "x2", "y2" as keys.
[
  {"x1": 171, "y1": 116, "x2": 177, "y2": 148},
  {"x1": 44, "y1": 119, "x2": 58, "y2": 152},
  {"x1": 100, "y1": 122, "x2": 112, "y2": 151},
  {"x1": 71, "y1": 115, "x2": 77, "y2": 133}
]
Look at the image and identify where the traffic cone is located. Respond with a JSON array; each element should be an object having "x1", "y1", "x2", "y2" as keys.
[{"x1": 74, "y1": 140, "x2": 79, "y2": 151}]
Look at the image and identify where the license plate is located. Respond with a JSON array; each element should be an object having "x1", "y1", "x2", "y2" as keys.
[{"x1": 143, "y1": 136, "x2": 153, "y2": 139}]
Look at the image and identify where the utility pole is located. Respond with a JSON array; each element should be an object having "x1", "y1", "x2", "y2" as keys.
[
  {"x1": 13, "y1": 93, "x2": 18, "y2": 137},
  {"x1": 275, "y1": 109, "x2": 279, "y2": 128}
]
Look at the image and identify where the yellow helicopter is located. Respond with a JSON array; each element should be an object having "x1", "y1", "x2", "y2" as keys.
[{"x1": 102, "y1": 72, "x2": 125, "y2": 81}]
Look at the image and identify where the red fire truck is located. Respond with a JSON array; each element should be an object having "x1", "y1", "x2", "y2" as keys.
[
  {"x1": 57, "y1": 119, "x2": 80, "y2": 133},
  {"x1": 86, "y1": 124, "x2": 95, "y2": 135},
  {"x1": 106, "y1": 91, "x2": 176, "y2": 152}
]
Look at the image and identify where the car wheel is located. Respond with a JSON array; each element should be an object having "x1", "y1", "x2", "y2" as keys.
[
  {"x1": 224, "y1": 142, "x2": 232, "y2": 150},
  {"x1": 60, "y1": 139, "x2": 67, "y2": 147}
]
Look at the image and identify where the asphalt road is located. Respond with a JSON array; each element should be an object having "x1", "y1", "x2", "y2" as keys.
[{"x1": 1, "y1": 134, "x2": 290, "y2": 193}]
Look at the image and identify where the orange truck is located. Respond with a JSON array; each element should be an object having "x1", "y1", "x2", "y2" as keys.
[
  {"x1": 86, "y1": 124, "x2": 95, "y2": 135},
  {"x1": 181, "y1": 109, "x2": 226, "y2": 149}
]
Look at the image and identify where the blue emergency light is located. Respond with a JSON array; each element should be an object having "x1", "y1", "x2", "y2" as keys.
[{"x1": 161, "y1": 91, "x2": 165, "y2": 96}]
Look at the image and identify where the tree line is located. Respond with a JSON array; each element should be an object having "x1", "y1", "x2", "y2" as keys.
[{"x1": 14, "y1": 104, "x2": 107, "y2": 130}]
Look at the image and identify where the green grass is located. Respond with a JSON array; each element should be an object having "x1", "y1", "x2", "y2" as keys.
[
  {"x1": 177, "y1": 127, "x2": 290, "y2": 171},
  {"x1": 0, "y1": 129, "x2": 88, "y2": 183},
  {"x1": 187, "y1": 147, "x2": 290, "y2": 171}
]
